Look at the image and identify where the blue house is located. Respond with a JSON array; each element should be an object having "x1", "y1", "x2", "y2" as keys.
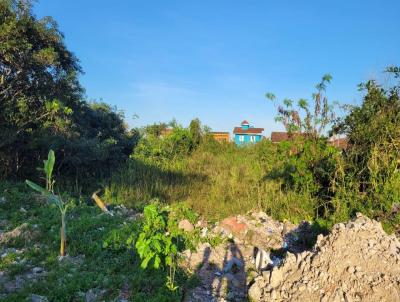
[{"x1": 233, "y1": 120, "x2": 264, "y2": 145}]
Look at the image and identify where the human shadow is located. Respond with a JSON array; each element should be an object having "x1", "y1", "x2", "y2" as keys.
[
  {"x1": 216, "y1": 241, "x2": 246, "y2": 300},
  {"x1": 190, "y1": 241, "x2": 246, "y2": 301}
]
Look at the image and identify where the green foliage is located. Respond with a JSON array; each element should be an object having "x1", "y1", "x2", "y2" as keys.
[
  {"x1": 333, "y1": 73, "x2": 400, "y2": 225},
  {"x1": 26, "y1": 150, "x2": 70, "y2": 256},
  {"x1": 0, "y1": 1, "x2": 136, "y2": 190},
  {"x1": 132, "y1": 203, "x2": 190, "y2": 291},
  {"x1": 266, "y1": 74, "x2": 336, "y2": 137}
]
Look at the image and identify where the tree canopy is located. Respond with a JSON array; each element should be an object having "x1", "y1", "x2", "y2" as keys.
[{"x1": 0, "y1": 0, "x2": 135, "y2": 187}]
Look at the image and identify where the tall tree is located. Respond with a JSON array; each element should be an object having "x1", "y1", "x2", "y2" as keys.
[
  {"x1": 0, "y1": 0, "x2": 83, "y2": 177},
  {"x1": 0, "y1": 1, "x2": 136, "y2": 188}
]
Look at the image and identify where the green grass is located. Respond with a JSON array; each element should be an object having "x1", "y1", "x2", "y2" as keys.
[
  {"x1": 105, "y1": 140, "x2": 318, "y2": 223},
  {"x1": 104, "y1": 137, "x2": 400, "y2": 233},
  {"x1": 0, "y1": 182, "x2": 197, "y2": 302}
]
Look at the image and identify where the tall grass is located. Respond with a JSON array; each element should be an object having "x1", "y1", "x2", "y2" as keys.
[{"x1": 104, "y1": 140, "x2": 317, "y2": 222}]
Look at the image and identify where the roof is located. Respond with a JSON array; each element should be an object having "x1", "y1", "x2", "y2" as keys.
[
  {"x1": 271, "y1": 132, "x2": 305, "y2": 142},
  {"x1": 271, "y1": 132, "x2": 290, "y2": 142},
  {"x1": 233, "y1": 127, "x2": 264, "y2": 134},
  {"x1": 241, "y1": 120, "x2": 250, "y2": 125}
]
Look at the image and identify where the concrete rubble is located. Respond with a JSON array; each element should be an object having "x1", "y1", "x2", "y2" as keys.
[{"x1": 182, "y1": 212, "x2": 400, "y2": 302}]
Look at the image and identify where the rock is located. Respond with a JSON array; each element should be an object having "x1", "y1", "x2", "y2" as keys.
[
  {"x1": 347, "y1": 266, "x2": 355, "y2": 274},
  {"x1": 85, "y1": 290, "x2": 96, "y2": 302},
  {"x1": 249, "y1": 213, "x2": 400, "y2": 302},
  {"x1": 29, "y1": 294, "x2": 48, "y2": 302},
  {"x1": 85, "y1": 288, "x2": 106, "y2": 302},
  {"x1": 200, "y1": 227, "x2": 208, "y2": 238},
  {"x1": 269, "y1": 268, "x2": 283, "y2": 288},
  {"x1": 32, "y1": 267, "x2": 44, "y2": 274},
  {"x1": 248, "y1": 283, "x2": 263, "y2": 301},
  {"x1": 196, "y1": 219, "x2": 208, "y2": 228},
  {"x1": 178, "y1": 219, "x2": 194, "y2": 232}
]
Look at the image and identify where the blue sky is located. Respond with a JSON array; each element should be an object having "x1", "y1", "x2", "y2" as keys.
[{"x1": 34, "y1": 1, "x2": 399, "y2": 134}]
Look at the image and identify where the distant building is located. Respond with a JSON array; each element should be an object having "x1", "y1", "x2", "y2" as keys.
[
  {"x1": 271, "y1": 131, "x2": 349, "y2": 150},
  {"x1": 233, "y1": 120, "x2": 264, "y2": 145},
  {"x1": 270, "y1": 131, "x2": 304, "y2": 143},
  {"x1": 211, "y1": 132, "x2": 230, "y2": 143}
]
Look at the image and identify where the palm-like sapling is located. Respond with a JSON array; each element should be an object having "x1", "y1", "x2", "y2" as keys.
[{"x1": 26, "y1": 150, "x2": 70, "y2": 256}]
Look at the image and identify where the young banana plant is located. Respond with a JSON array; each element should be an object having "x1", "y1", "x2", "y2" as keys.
[{"x1": 26, "y1": 150, "x2": 69, "y2": 256}]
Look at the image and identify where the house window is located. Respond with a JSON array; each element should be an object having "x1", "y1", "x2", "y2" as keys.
[
  {"x1": 239, "y1": 135, "x2": 244, "y2": 142},
  {"x1": 250, "y1": 136, "x2": 256, "y2": 142}
]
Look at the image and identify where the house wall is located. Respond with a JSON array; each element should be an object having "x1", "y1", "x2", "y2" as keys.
[
  {"x1": 234, "y1": 134, "x2": 262, "y2": 145},
  {"x1": 212, "y1": 132, "x2": 230, "y2": 142}
]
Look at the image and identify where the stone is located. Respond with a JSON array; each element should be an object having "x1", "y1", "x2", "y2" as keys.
[
  {"x1": 32, "y1": 267, "x2": 44, "y2": 274},
  {"x1": 30, "y1": 294, "x2": 48, "y2": 302},
  {"x1": 269, "y1": 268, "x2": 283, "y2": 288},
  {"x1": 347, "y1": 266, "x2": 355, "y2": 274},
  {"x1": 178, "y1": 219, "x2": 194, "y2": 232},
  {"x1": 195, "y1": 219, "x2": 208, "y2": 228},
  {"x1": 85, "y1": 290, "x2": 96, "y2": 302},
  {"x1": 248, "y1": 283, "x2": 263, "y2": 301}
]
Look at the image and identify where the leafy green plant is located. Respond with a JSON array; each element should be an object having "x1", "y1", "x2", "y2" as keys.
[
  {"x1": 26, "y1": 150, "x2": 71, "y2": 256},
  {"x1": 266, "y1": 74, "x2": 336, "y2": 138},
  {"x1": 131, "y1": 203, "x2": 187, "y2": 291}
]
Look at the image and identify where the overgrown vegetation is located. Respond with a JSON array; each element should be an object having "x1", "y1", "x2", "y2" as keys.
[
  {"x1": 1, "y1": 0, "x2": 400, "y2": 300},
  {"x1": 0, "y1": 0, "x2": 136, "y2": 190},
  {"x1": 106, "y1": 72, "x2": 400, "y2": 233}
]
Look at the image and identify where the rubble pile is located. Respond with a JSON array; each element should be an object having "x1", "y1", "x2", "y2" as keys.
[{"x1": 249, "y1": 213, "x2": 400, "y2": 302}]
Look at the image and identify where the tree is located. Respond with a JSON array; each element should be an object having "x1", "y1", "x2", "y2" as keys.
[
  {"x1": 189, "y1": 118, "x2": 202, "y2": 148},
  {"x1": 333, "y1": 70, "x2": 400, "y2": 209},
  {"x1": 266, "y1": 74, "x2": 336, "y2": 139},
  {"x1": 0, "y1": 0, "x2": 82, "y2": 177},
  {"x1": 0, "y1": 1, "x2": 136, "y2": 189}
]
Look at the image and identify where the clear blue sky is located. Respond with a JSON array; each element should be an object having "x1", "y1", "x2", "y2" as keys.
[{"x1": 34, "y1": 1, "x2": 399, "y2": 134}]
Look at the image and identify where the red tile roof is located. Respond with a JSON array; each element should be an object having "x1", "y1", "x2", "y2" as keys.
[
  {"x1": 241, "y1": 120, "x2": 250, "y2": 125},
  {"x1": 233, "y1": 127, "x2": 264, "y2": 134}
]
